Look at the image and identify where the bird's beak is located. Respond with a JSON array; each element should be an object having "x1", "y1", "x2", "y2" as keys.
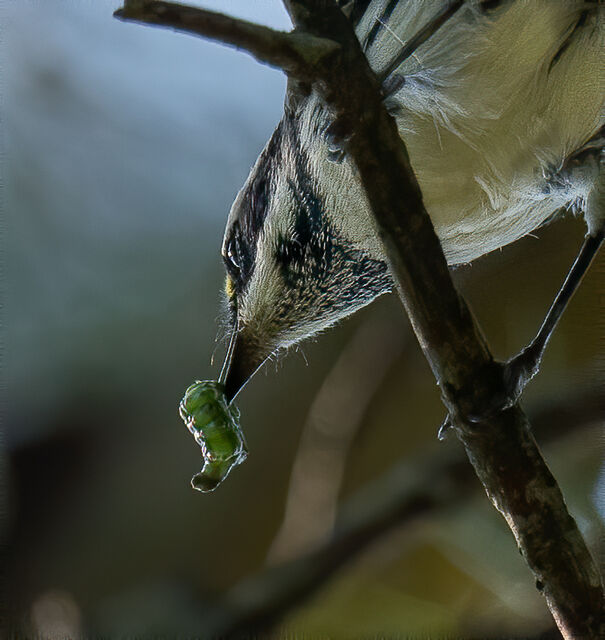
[{"x1": 221, "y1": 330, "x2": 267, "y2": 402}]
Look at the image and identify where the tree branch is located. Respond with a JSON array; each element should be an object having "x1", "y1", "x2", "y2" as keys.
[{"x1": 114, "y1": 2, "x2": 604, "y2": 637}]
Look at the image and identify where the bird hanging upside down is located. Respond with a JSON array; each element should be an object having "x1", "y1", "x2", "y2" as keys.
[{"x1": 219, "y1": 0, "x2": 604, "y2": 401}]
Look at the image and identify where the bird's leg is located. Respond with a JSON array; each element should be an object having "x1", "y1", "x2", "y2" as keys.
[
  {"x1": 437, "y1": 222, "x2": 603, "y2": 439},
  {"x1": 503, "y1": 225, "x2": 604, "y2": 405},
  {"x1": 501, "y1": 127, "x2": 605, "y2": 407},
  {"x1": 438, "y1": 134, "x2": 604, "y2": 440}
]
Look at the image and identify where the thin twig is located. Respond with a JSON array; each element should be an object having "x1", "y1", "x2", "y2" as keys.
[
  {"x1": 114, "y1": 0, "x2": 340, "y2": 76},
  {"x1": 114, "y1": 2, "x2": 605, "y2": 637}
]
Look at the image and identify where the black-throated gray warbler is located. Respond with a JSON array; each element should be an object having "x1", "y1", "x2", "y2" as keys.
[{"x1": 220, "y1": 0, "x2": 604, "y2": 401}]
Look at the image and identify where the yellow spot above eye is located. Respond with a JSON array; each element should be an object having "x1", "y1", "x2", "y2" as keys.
[{"x1": 225, "y1": 275, "x2": 235, "y2": 299}]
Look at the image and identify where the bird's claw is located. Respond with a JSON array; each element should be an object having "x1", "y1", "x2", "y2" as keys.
[
  {"x1": 502, "y1": 343, "x2": 543, "y2": 408},
  {"x1": 437, "y1": 347, "x2": 544, "y2": 440}
]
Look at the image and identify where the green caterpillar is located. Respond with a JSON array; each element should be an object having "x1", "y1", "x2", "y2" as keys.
[{"x1": 178, "y1": 380, "x2": 248, "y2": 492}]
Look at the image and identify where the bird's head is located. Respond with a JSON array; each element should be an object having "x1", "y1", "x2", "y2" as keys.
[{"x1": 220, "y1": 97, "x2": 392, "y2": 400}]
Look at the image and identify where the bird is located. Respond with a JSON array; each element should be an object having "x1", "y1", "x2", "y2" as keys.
[{"x1": 219, "y1": 0, "x2": 604, "y2": 402}]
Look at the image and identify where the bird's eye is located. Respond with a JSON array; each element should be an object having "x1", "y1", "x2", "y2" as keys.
[
  {"x1": 227, "y1": 242, "x2": 239, "y2": 268},
  {"x1": 223, "y1": 237, "x2": 240, "y2": 277}
]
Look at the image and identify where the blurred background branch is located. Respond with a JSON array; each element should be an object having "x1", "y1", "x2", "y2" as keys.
[
  {"x1": 267, "y1": 305, "x2": 410, "y2": 564},
  {"x1": 213, "y1": 383, "x2": 605, "y2": 637}
]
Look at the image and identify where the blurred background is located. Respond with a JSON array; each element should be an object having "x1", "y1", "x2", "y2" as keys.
[{"x1": 3, "y1": 1, "x2": 604, "y2": 638}]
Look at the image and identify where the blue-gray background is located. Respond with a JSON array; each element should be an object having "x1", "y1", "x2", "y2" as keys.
[{"x1": 4, "y1": 1, "x2": 604, "y2": 638}]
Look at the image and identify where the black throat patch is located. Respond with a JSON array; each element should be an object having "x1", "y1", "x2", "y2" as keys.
[{"x1": 273, "y1": 119, "x2": 391, "y2": 317}]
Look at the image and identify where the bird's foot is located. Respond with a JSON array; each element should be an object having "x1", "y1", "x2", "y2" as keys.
[
  {"x1": 437, "y1": 346, "x2": 543, "y2": 440},
  {"x1": 501, "y1": 342, "x2": 543, "y2": 408}
]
